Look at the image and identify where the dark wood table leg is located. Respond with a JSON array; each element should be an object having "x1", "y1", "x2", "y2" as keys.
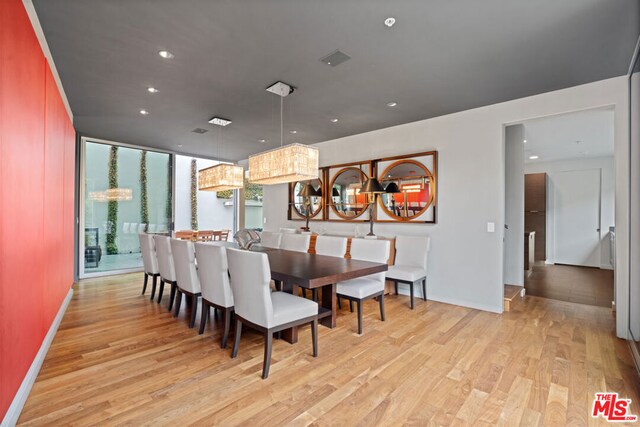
[
  {"x1": 320, "y1": 283, "x2": 336, "y2": 328},
  {"x1": 281, "y1": 283, "x2": 300, "y2": 344}
]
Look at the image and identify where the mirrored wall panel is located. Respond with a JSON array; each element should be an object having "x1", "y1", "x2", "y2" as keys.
[
  {"x1": 376, "y1": 152, "x2": 437, "y2": 223},
  {"x1": 327, "y1": 163, "x2": 372, "y2": 221},
  {"x1": 289, "y1": 178, "x2": 323, "y2": 220}
]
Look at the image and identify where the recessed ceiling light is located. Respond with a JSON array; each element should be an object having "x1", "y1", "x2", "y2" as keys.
[
  {"x1": 290, "y1": 130, "x2": 297, "y2": 134},
  {"x1": 158, "y1": 50, "x2": 174, "y2": 59},
  {"x1": 259, "y1": 139, "x2": 267, "y2": 143},
  {"x1": 386, "y1": 101, "x2": 398, "y2": 107},
  {"x1": 529, "y1": 155, "x2": 539, "y2": 160},
  {"x1": 331, "y1": 118, "x2": 339, "y2": 123},
  {"x1": 523, "y1": 139, "x2": 527, "y2": 143},
  {"x1": 147, "y1": 87, "x2": 159, "y2": 93},
  {"x1": 208, "y1": 117, "x2": 232, "y2": 126},
  {"x1": 139, "y1": 109, "x2": 149, "y2": 115},
  {"x1": 178, "y1": 144, "x2": 183, "y2": 148},
  {"x1": 384, "y1": 17, "x2": 396, "y2": 27}
]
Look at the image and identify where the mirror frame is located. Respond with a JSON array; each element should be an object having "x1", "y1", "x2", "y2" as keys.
[
  {"x1": 288, "y1": 178, "x2": 324, "y2": 220},
  {"x1": 328, "y1": 166, "x2": 370, "y2": 220},
  {"x1": 378, "y1": 159, "x2": 435, "y2": 221},
  {"x1": 375, "y1": 151, "x2": 438, "y2": 224}
]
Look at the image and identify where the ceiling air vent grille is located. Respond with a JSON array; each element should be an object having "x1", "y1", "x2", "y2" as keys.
[{"x1": 320, "y1": 50, "x2": 351, "y2": 67}]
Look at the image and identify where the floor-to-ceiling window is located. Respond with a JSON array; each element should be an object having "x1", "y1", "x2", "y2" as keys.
[
  {"x1": 174, "y1": 155, "x2": 236, "y2": 233},
  {"x1": 81, "y1": 139, "x2": 171, "y2": 276},
  {"x1": 244, "y1": 180, "x2": 263, "y2": 231}
]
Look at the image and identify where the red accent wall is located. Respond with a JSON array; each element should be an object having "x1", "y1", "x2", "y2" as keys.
[{"x1": 0, "y1": 0, "x2": 75, "y2": 419}]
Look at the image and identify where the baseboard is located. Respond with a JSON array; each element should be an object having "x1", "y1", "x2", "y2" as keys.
[
  {"x1": 1, "y1": 287, "x2": 73, "y2": 426},
  {"x1": 394, "y1": 283, "x2": 503, "y2": 314},
  {"x1": 544, "y1": 259, "x2": 554, "y2": 265},
  {"x1": 600, "y1": 263, "x2": 614, "y2": 270}
]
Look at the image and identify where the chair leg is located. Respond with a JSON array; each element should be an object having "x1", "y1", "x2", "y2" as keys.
[
  {"x1": 157, "y1": 281, "x2": 164, "y2": 304},
  {"x1": 262, "y1": 332, "x2": 273, "y2": 379},
  {"x1": 311, "y1": 319, "x2": 318, "y2": 357},
  {"x1": 349, "y1": 300, "x2": 354, "y2": 313},
  {"x1": 142, "y1": 274, "x2": 148, "y2": 295},
  {"x1": 189, "y1": 295, "x2": 198, "y2": 328},
  {"x1": 221, "y1": 308, "x2": 231, "y2": 348},
  {"x1": 379, "y1": 293, "x2": 386, "y2": 321},
  {"x1": 337, "y1": 296, "x2": 342, "y2": 309},
  {"x1": 150, "y1": 275, "x2": 158, "y2": 300},
  {"x1": 199, "y1": 301, "x2": 208, "y2": 334},
  {"x1": 422, "y1": 278, "x2": 427, "y2": 301},
  {"x1": 312, "y1": 289, "x2": 318, "y2": 301},
  {"x1": 168, "y1": 283, "x2": 177, "y2": 311},
  {"x1": 410, "y1": 281, "x2": 415, "y2": 309},
  {"x1": 231, "y1": 319, "x2": 242, "y2": 358},
  {"x1": 173, "y1": 291, "x2": 182, "y2": 317},
  {"x1": 357, "y1": 300, "x2": 363, "y2": 335},
  {"x1": 394, "y1": 280, "x2": 398, "y2": 295}
]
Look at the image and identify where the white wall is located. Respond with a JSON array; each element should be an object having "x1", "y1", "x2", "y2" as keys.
[
  {"x1": 525, "y1": 156, "x2": 615, "y2": 269},
  {"x1": 504, "y1": 125, "x2": 525, "y2": 286},
  {"x1": 174, "y1": 156, "x2": 234, "y2": 231},
  {"x1": 262, "y1": 76, "x2": 630, "y2": 330}
]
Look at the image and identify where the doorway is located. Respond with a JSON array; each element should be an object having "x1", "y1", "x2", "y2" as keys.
[{"x1": 503, "y1": 107, "x2": 615, "y2": 308}]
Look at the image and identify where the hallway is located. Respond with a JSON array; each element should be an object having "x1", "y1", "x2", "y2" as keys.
[{"x1": 524, "y1": 262, "x2": 614, "y2": 307}]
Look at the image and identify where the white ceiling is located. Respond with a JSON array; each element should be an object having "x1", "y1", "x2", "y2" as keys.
[{"x1": 522, "y1": 108, "x2": 614, "y2": 164}]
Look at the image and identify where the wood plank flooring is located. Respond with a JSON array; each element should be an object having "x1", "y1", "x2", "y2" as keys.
[
  {"x1": 18, "y1": 273, "x2": 639, "y2": 426},
  {"x1": 525, "y1": 263, "x2": 614, "y2": 307}
]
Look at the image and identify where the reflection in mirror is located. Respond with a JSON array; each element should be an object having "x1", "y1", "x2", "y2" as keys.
[
  {"x1": 293, "y1": 178, "x2": 322, "y2": 218},
  {"x1": 379, "y1": 160, "x2": 433, "y2": 219},
  {"x1": 330, "y1": 167, "x2": 368, "y2": 219}
]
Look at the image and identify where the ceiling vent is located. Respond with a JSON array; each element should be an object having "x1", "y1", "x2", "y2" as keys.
[
  {"x1": 208, "y1": 117, "x2": 232, "y2": 126},
  {"x1": 320, "y1": 50, "x2": 351, "y2": 67},
  {"x1": 192, "y1": 128, "x2": 208, "y2": 134}
]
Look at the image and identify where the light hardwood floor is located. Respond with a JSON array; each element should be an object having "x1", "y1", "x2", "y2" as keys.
[{"x1": 18, "y1": 273, "x2": 640, "y2": 426}]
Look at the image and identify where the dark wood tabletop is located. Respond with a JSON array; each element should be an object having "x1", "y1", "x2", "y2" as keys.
[
  {"x1": 204, "y1": 242, "x2": 388, "y2": 288},
  {"x1": 264, "y1": 249, "x2": 387, "y2": 288}
]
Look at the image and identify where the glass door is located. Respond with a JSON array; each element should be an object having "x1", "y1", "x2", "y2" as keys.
[{"x1": 80, "y1": 139, "x2": 172, "y2": 277}]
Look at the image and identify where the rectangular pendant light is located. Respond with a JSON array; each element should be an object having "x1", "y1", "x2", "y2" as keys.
[
  {"x1": 88, "y1": 188, "x2": 133, "y2": 202},
  {"x1": 248, "y1": 143, "x2": 319, "y2": 185},
  {"x1": 198, "y1": 163, "x2": 244, "y2": 192}
]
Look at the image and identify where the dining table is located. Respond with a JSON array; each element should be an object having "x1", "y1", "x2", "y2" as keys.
[{"x1": 207, "y1": 241, "x2": 388, "y2": 343}]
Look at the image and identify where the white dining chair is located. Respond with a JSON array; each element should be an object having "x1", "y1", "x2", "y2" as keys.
[
  {"x1": 227, "y1": 248, "x2": 318, "y2": 379},
  {"x1": 153, "y1": 235, "x2": 178, "y2": 309},
  {"x1": 314, "y1": 236, "x2": 348, "y2": 258},
  {"x1": 139, "y1": 233, "x2": 160, "y2": 299},
  {"x1": 281, "y1": 233, "x2": 311, "y2": 253},
  {"x1": 279, "y1": 227, "x2": 297, "y2": 234},
  {"x1": 306, "y1": 236, "x2": 348, "y2": 300},
  {"x1": 336, "y1": 239, "x2": 390, "y2": 334},
  {"x1": 386, "y1": 235, "x2": 431, "y2": 309},
  {"x1": 259, "y1": 231, "x2": 282, "y2": 249},
  {"x1": 194, "y1": 243, "x2": 234, "y2": 347},
  {"x1": 170, "y1": 239, "x2": 202, "y2": 328}
]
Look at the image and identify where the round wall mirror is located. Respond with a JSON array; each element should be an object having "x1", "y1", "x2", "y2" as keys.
[
  {"x1": 378, "y1": 159, "x2": 434, "y2": 220},
  {"x1": 292, "y1": 178, "x2": 322, "y2": 218},
  {"x1": 329, "y1": 167, "x2": 368, "y2": 219}
]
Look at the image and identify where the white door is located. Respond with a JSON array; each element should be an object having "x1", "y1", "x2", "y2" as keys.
[{"x1": 553, "y1": 169, "x2": 601, "y2": 267}]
